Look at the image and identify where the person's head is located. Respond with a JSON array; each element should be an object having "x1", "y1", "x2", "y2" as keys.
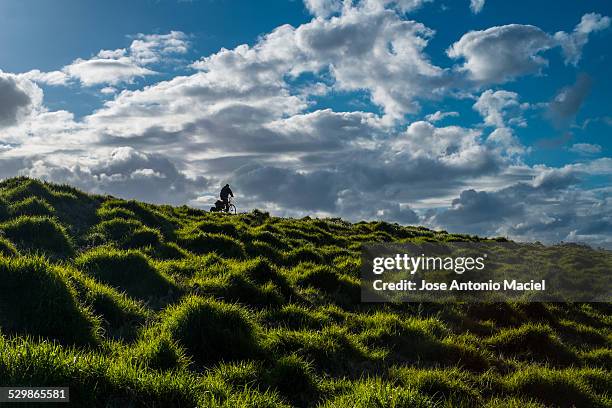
[{"x1": 225, "y1": 184, "x2": 229, "y2": 188}]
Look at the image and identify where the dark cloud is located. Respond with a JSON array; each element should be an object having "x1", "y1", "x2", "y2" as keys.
[
  {"x1": 531, "y1": 166, "x2": 581, "y2": 190},
  {"x1": 336, "y1": 189, "x2": 419, "y2": 224},
  {"x1": 21, "y1": 147, "x2": 209, "y2": 205},
  {"x1": 0, "y1": 156, "x2": 29, "y2": 179},
  {"x1": 0, "y1": 74, "x2": 34, "y2": 127},
  {"x1": 429, "y1": 164, "x2": 612, "y2": 248},
  {"x1": 431, "y1": 187, "x2": 525, "y2": 232},
  {"x1": 234, "y1": 165, "x2": 338, "y2": 212},
  {"x1": 547, "y1": 74, "x2": 592, "y2": 127},
  {"x1": 535, "y1": 132, "x2": 573, "y2": 149}
]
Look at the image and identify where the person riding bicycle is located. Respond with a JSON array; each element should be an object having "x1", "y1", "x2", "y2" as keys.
[{"x1": 220, "y1": 184, "x2": 233, "y2": 212}]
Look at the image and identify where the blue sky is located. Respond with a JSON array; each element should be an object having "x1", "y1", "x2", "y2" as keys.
[{"x1": 0, "y1": 0, "x2": 610, "y2": 246}]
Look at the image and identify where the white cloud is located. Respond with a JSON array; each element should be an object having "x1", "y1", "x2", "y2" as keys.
[
  {"x1": 303, "y1": 6, "x2": 444, "y2": 120},
  {"x1": 303, "y1": 0, "x2": 343, "y2": 18},
  {"x1": 361, "y1": 0, "x2": 433, "y2": 13},
  {"x1": 129, "y1": 31, "x2": 190, "y2": 64},
  {"x1": 22, "y1": 31, "x2": 190, "y2": 88},
  {"x1": 469, "y1": 0, "x2": 485, "y2": 14},
  {"x1": 19, "y1": 69, "x2": 69, "y2": 86},
  {"x1": 569, "y1": 143, "x2": 602, "y2": 155},
  {"x1": 486, "y1": 127, "x2": 525, "y2": 157},
  {"x1": 448, "y1": 13, "x2": 610, "y2": 84},
  {"x1": 425, "y1": 110, "x2": 459, "y2": 122},
  {"x1": 63, "y1": 55, "x2": 156, "y2": 86},
  {"x1": 473, "y1": 89, "x2": 525, "y2": 128},
  {"x1": 100, "y1": 86, "x2": 117, "y2": 95},
  {"x1": 448, "y1": 24, "x2": 553, "y2": 83},
  {"x1": 303, "y1": 0, "x2": 433, "y2": 17},
  {"x1": 156, "y1": 7, "x2": 445, "y2": 123},
  {"x1": 554, "y1": 13, "x2": 610, "y2": 65}
]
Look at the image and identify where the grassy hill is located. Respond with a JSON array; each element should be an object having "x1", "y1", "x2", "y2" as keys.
[{"x1": 0, "y1": 177, "x2": 610, "y2": 407}]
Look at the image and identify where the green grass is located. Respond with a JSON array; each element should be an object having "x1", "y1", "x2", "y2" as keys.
[
  {"x1": 75, "y1": 247, "x2": 177, "y2": 303},
  {"x1": 177, "y1": 230, "x2": 245, "y2": 258},
  {"x1": 9, "y1": 196, "x2": 55, "y2": 217},
  {"x1": 89, "y1": 218, "x2": 163, "y2": 249},
  {"x1": 65, "y1": 266, "x2": 151, "y2": 340},
  {"x1": 159, "y1": 296, "x2": 261, "y2": 368},
  {"x1": 0, "y1": 256, "x2": 100, "y2": 345},
  {"x1": 0, "y1": 215, "x2": 74, "y2": 257},
  {"x1": 319, "y1": 378, "x2": 435, "y2": 408},
  {"x1": 486, "y1": 323, "x2": 578, "y2": 365},
  {"x1": 0, "y1": 177, "x2": 610, "y2": 407},
  {"x1": 0, "y1": 236, "x2": 18, "y2": 257}
]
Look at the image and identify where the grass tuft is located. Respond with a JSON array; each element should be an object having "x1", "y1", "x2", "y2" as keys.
[
  {"x1": 0, "y1": 216, "x2": 74, "y2": 257},
  {"x1": 9, "y1": 197, "x2": 55, "y2": 217},
  {"x1": 0, "y1": 236, "x2": 18, "y2": 256},
  {"x1": 178, "y1": 232, "x2": 245, "y2": 258},
  {"x1": 160, "y1": 296, "x2": 261, "y2": 367},
  {"x1": 320, "y1": 378, "x2": 433, "y2": 408},
  {"x1": 0, "y1": 256, "x2": 100, "y2": 345},
  {"x1": 75, "y1": 247, "x2": 176, "y2": 302},
  {"x1": 486, "y1": 323, "x2": 577, "y2": 365}
]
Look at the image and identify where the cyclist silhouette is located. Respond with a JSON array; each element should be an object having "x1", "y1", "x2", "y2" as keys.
[{"x1": 220, "y1": 184, "x2": 233, "y2": 212}]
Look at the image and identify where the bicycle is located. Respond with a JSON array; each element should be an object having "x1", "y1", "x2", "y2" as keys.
[
  {"x1": 226, "y1": 197, "x2": 237, "y2": 214},
  {"x1": 210, "y1": 197, "x2": 237, "y2": 214}
]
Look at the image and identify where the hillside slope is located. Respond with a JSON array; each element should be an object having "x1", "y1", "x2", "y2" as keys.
[{"x1": 0, "y1": 177, "x2": 610, "y2": 407}]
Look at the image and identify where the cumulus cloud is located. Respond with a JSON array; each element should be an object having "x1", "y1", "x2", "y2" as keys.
[
  {"x1": 303, "y1": 0, "x2": 433, "y2": 17},
  {"x1": 0, "y1": 72, "x2": 43, "y2": 128},
  {"x1": 23, "y1": 31, "x2": 190, "y2": 87},
  {"x1": 129, "y1": 31, "x2": 190, "y2": 64},
  {"x1": 531, "y1": 164, "x2": 582, "y2": 190},
  {"x1": 431, "y1": 188, "x2": 523, "y2": 231},
  {"x1": 486, "y1": 127, "x2": 525, "y2": 157},
  {"x1": 399, "y1": 121, "x2": 491, "y2": 168},
  {"x1": 336, "y1": 189, "x2": 420, "y2": 224},
  {"x1": 194, "y1": 117, "x2": 518, "y2": 221},
  {"x1": 473, "y1": 89, "x2": 526, "y2": 128},
  {"x1": 19, "y1": 69, "x2": 69, "y2": 86},
  {"x1": 234, "y1": 165, "x2": 339, "y2": 212},
  {"x1": 303, "y1": 0, "x2": 343, "y2": 17},
  {"x1": 447, "y1": 24, "x2": 553, "y2": 83},
  {"x1": 469, "y1": 0, "x2": 485, "y2": 14},
  {"x1": 554, "y1": 13, "x2": 610, "y2": 65},
  {"x1": 192, "y1": 5, "x2": 445, "y2": 122},
  {"x1": 429, "y1": 159, "x2": 612, "y2": 247},
  {"x1": 448, "y1": 14, "x2": 610, "y2": 84},
  {"x1": 21, "y1": 147, "x2": 209, "y2": 205}
]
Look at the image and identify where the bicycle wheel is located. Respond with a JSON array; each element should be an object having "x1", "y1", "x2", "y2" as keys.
[{"x1": 228, "y1": 204, "x2": 237, "y2": 214}]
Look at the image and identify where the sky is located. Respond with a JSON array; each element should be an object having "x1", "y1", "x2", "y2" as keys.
[{"x1": 0, "y1": 0, "x2": 611, "y2": 247}]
